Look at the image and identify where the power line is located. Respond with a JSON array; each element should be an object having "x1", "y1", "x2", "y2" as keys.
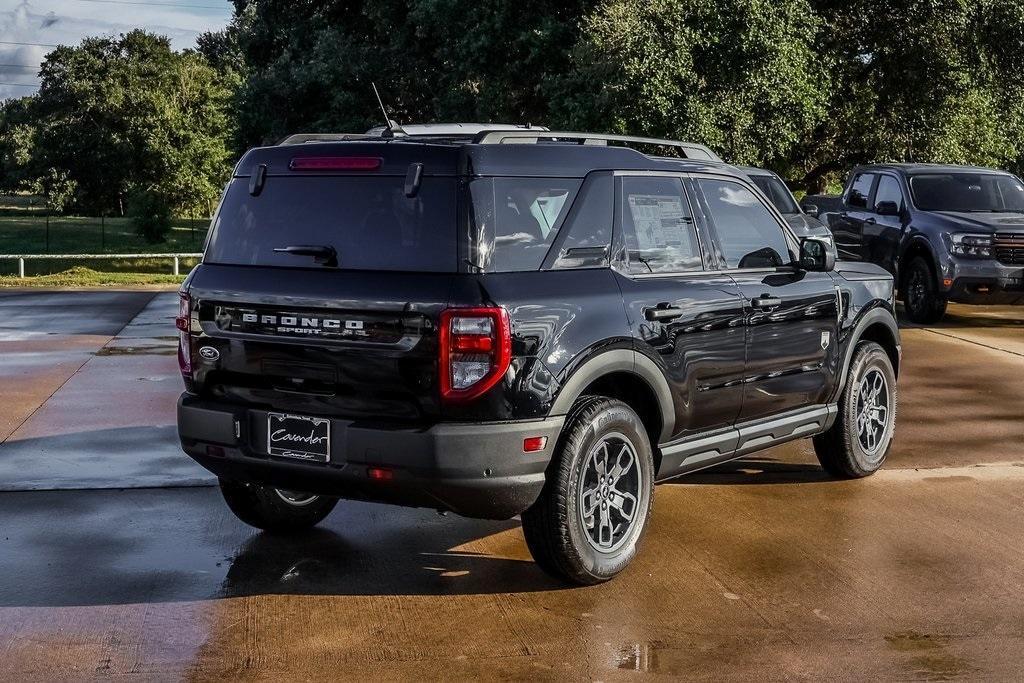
[
  {"x1": 0, "y1": 41, "x2": 59, "y2": 48},
  {"x1": 0, "y1": 82, "x2": 40, "y2": 88},
  {"x1": 0, "y1": 64, "x2": 40, "y2": 70}
]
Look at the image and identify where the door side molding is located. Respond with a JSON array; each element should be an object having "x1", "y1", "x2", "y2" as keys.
[{"x1": 655, "y1": 403, "x2": 837, "y2": 481}]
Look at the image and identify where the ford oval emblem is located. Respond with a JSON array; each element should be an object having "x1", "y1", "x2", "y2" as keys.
[{"x1": 199, "y1": 346, "x2": 220, "y2": 362}]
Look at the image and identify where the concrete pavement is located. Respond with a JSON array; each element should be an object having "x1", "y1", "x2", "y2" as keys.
[{"x1": 0, "y1": 295, "x2": 1022, "y2": 680}]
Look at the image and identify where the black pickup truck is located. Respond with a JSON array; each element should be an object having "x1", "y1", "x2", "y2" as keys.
[
  {"x1": 828, "y1": 164, "x2": 1024, "y2": 322},
  {"x1": 176, "y1": 128, "x2": 900, "y2": 584}
]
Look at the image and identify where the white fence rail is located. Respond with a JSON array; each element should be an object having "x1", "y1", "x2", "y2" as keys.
[{"x1": 0, "y1": 253, "x2": 203, "y2": 278}]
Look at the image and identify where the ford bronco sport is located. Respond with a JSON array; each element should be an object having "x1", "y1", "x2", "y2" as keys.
[{"x1": 176, "y1": 128, "x2": 901, "y2": 585}]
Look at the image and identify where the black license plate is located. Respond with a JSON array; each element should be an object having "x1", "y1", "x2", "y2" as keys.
[{"x1": 267, "y1": 413, "x2": 331, "y2": 462}]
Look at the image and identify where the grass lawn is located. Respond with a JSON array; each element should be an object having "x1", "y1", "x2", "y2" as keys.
[
  {"x1": 0, "y1": 266, "x2": 185, "y2": 288},
  {"x1": 0, "y1": 211, "x2": 208, "y2": 282}
]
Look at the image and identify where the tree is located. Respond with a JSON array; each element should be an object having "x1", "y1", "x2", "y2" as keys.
[
  {"x1": 21, "y1": 30, "x2": 234, "y2": 234},
  {"x1": 791, "y1": 0, "x2": 1024, "y2": 191},
  {"x1": 551, "y1": 0, "x2": 826, "y2": 167}
]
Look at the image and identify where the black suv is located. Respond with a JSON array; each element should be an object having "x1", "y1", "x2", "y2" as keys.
[
  {"x1": 830, "y1": 164, "x2": 1024, "y2": 322},
  {"x1": 176, "y1": 129, "x2": 901, "y2": 584}
]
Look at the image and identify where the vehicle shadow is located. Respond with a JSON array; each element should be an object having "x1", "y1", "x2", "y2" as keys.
[
  {"x1": 897, "y1": 303, "x2": 1024, "y2": 329},
  {"x1": 0, "y1": 487, "x2": 563, "y2": 608}
]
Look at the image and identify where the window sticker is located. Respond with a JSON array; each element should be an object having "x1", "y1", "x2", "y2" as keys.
[{"x1": 627, "y1": 194, "x2": 690, "y2": 251}]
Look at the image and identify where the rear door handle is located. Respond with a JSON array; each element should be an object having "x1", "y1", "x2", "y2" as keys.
[
  {"x1": 751, "y1": 295, "x2": 782, "y2": 310},
  {"x1": 644, "y1": 305, "x2": 685, "y2": 321},
  {"x1": 865, "y1": 217, "x2": 877, "y2": 225}
]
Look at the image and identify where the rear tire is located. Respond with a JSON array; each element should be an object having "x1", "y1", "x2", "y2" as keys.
[
  {"x1": 219, "y1": 479, "x2": 338, "y2": 533},
  {"x1": 901, "y1": 256, "x2": 947, "y2": 324},
  {"x1": 814, "y1": 341, "x2": 897, "y2": 478},
  {"x1": 521, "y1": 397, "x2": 655, "y2": 585}
]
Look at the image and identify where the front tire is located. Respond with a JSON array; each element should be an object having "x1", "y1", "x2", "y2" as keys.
[
  {"x1": 521, "y1": 397, "x2": 655, "y2": 585},
  {"x1": 901, "y1": 256, "x2": 947, "y2": 324},
  {"x1": 219, "y1": 479, "x2": 338, "y2": 533},
  {"x1": 814, "y1": 341, "x2": 897, "y2": 478}
]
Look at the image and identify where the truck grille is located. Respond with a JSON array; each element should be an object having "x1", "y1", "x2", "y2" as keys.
[{"x1": 994, "y1": 233, "x2": 1024, "y2": 265}]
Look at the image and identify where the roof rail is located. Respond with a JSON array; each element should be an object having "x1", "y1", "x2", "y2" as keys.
[
  {"x1": 473, "y1": 130, "x2": 722, "y2": 162},
  {"x1": 277, "y1": 133, "x2": 372, "y2": 146}
]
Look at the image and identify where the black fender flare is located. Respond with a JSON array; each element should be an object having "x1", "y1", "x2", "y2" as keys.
[
  {"x1": 549, "y1": 349, "x2": 675, "y2": 443},
  {"x1": 832, "y1": 305, "x2": 901, "y2": 403}
]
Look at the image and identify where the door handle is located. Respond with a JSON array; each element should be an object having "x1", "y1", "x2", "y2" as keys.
[
  {"x1": 751, "y1": 295, "x2": 782, "y2": 310},
  {"x1": 644, "y1": 305, "x2": 685, "y2": 321},
  {"x1": 865, "y1": 217, "x2": 877, "y2": 225}
]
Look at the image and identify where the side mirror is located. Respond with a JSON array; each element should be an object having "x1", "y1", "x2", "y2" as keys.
[
  {"x1": 875, "y1": 200, "x2": 900, "y2": 217},
  {"x1": 801, "y1": 203, "x2": 819, "y2": 217},
  {"x1": 798, "y1": 237, "x2": 835, "y2": 272}
]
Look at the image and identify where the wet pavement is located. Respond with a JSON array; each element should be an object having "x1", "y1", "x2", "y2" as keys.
[{"x1": 0, "y1": 293, "x2": 1023, "y2": 680}]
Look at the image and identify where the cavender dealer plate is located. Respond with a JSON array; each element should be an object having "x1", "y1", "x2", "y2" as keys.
[{"x1": 267, "y1": 412, "x2": 331, "y2": 462}]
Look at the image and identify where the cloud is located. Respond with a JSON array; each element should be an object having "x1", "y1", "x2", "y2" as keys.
[{"x1": 0, "y1": 0, "x2": 232, "y2": 99}]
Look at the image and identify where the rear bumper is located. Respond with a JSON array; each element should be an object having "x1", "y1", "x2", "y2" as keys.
[{"x1": 177, "y1": 395, "x2": 563, "y2": 520}]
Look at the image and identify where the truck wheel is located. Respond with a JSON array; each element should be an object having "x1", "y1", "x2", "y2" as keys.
[
  {"x1": 814, "y1": 341, "x2": 897, "y2": 478},
  {"x1": 521, "y1": 397, "x2": 655, "y2": 585},
  {"x1": 901, "y1": 256, "x2": 947, "y2": 324},
  {"x1": 219, "y1": 479, "x2": 338, "y2": 533}
]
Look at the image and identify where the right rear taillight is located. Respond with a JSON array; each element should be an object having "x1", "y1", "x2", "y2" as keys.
[
  {"x1": 439, "y1": 307, "x2": 511, "y2": 403},
  {"x1": 175, "y1": 292, "x2": 193, "y2": 381}
]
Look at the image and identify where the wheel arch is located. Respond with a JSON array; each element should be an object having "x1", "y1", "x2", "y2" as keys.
[
  {"x1": 833, "y1": 306, "x2": 901, "y2": 402},
  {"x1": 897, "y1": 235, "x2": 940, "y2": 291},
  {"x1": 549, "y1": 349, "x2": 675, "y2": 452}
]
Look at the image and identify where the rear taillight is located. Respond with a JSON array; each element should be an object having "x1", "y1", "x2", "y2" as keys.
[
  {"x1": 439, "y1": 307, "x2": 512, "y2": 402},
  {"x1": 176, "y1": 292, "x2": 192, "y2": 380}
]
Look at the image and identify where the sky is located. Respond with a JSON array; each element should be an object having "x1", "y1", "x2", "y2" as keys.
[{"x1": 0, "y1": 0, "x2": 233, "y2": 99}]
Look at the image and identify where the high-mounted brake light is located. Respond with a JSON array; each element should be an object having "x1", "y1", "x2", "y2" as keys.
[
  {"x1": 439, "y1": 307, "x2": 512, "y2": 403},
  {"x1": 176, "y1": 292, "x2": 193, "y2": 380},
  {"x1": 289, "y1": 156, "x2": 383, "y2": 171}
]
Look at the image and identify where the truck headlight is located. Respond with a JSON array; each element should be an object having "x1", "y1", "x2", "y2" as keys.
[{"x1": 948, "y1": 233, "x2": 993, "y2": 258}]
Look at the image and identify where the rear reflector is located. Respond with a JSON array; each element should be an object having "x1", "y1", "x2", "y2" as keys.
[
  {"x1": 367, "y1": 467, "x2": 393, "y2": 481},
  {"x1": 289, "y1": 156, "x2": 383, "y2": 171},
  {"x1": 523, "y1": 436, "x2": 548, "y2": 453},
  {"x1": 176, "y1": 292, "x2": 192, "y2": 379}
]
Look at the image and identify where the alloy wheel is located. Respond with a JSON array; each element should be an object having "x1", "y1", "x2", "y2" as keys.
[
  {"x1": 577, "y1": 432, "x2": 643, "y2": 553},
  {"x1": 856, "y1": 368, "x2": 890, "y2": 457}
]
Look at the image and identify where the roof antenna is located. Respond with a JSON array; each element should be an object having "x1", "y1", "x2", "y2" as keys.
[{"x1": 372, "y1": 82, "x2": 406, "y2": 139}]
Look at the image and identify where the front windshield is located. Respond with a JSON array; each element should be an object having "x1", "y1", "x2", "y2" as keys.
[
  {"x1": 749, "y1": 174, "x2": 800, "y2": 215},
  {"x1": 909, "y1": 173, "x2": 1024, "y2": 212}
]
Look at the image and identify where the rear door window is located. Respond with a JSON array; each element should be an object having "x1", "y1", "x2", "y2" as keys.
[
  {"x1": 619, "y1": 176, "x2": 703, "y2": 274},
  {"x1": 847, "y1": 173, "x2": 876, "y2": 208},
  {"x1": 205, "y1": 176, "x2": 458, "y2": 271}
]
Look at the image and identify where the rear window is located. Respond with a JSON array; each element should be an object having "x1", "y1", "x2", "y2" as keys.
[
  {"x1": 469, "y1": 177, "x2": 583, "y2": 272},
  {"x1": 205, "y1": 176, "x2": 458, "y2": 271}
]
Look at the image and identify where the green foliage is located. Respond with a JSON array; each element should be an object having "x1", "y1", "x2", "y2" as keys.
[
  {"x1": 0, "y1": 30, "x2": 234, "y2": 226},
  {"x1": 127, "y1": 188, "x2": 174, "y2": 243}
]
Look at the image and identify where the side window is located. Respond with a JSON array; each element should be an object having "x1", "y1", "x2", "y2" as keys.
[
  {"x1": 619, "y1": 176, "x2": 702, "y2": 274},
  {"x1": 873, "y1": 175, "x2": 904, "y2": 212},
  {"x1": 847, "y1": 173, "x2": 876, "y2": 208},
  {"x1": 549, "y1": 174, "x2": 613, "y2": 269},
  {"x1": 697, "y1": 178, "x2": 792, "y2": 269}
]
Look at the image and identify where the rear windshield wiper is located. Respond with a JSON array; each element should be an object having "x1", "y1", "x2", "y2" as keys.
[{"x1": 273, "y1": 244, "x2": 338, "y2": 267}]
